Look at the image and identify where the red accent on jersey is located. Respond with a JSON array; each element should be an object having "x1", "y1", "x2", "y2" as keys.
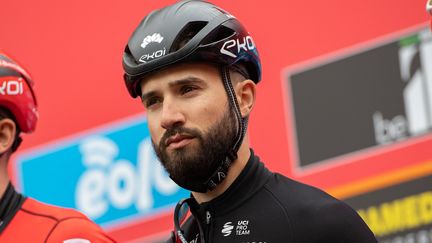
[{"x1": 0, "y1": 198, "x2": 116, "y2": 243}]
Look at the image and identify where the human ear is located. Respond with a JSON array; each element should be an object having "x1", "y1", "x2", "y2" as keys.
[
  {"x1": 0, "y1": 119, "x2": 16, "y2": 154},
  {"x1": 235, "y1": 80, "x2": 256, "y2": 118}
]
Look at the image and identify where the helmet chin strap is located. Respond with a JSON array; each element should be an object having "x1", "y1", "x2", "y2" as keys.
[
  {"x1": 172, "y1": 66, "x2": 247, "y2": 193},
  {"x1": 201, "y1": 66, "x2": 247, "y2": 192},
  {"x1": 219, "y1": 66, "x2": 247, "y2": 153}
]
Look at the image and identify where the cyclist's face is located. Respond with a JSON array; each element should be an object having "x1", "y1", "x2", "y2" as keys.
[{"x1": 140, "y1": 63, "x2": 237, "y2": 185}]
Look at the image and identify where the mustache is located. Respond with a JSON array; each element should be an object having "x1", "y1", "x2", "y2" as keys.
[{"x1": 160, "y1": 126, "x2": 202, "y2": 149}]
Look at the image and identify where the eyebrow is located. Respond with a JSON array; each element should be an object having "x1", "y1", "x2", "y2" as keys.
[{"x1": 141, "y1": 76, "x2": 205, "y2": 101}]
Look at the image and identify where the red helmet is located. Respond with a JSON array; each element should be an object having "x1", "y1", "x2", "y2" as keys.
[{"x1": 0, "y1": 51, "x2": 38, "y2": 133}]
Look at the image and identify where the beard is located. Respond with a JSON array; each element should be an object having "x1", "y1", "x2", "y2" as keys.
[{"x1": 152, "y1": 104, "x2": 237, "y2": 191}]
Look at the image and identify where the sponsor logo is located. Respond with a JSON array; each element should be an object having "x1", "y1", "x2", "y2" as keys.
[
  {"x1": 284, "y1": 27, "x2": 432, "y2": 169},
  {"x1": 222, "y1": 220, "x2": 251, "y2": 237},
  {"x1": 75, "y1": 136, "x2": 182, "y2": 220},
  {"x1": 344, "y1": 172, "x2": 432, "y2": 242},
  {"x1": 16, "y1": 115, "x2": 188, "y2": 226},
  {"x1": 236, "y1": 220, "x2": 250, "y2": 236},
  {"x1": 222, "y1": 222, "x2": 234, "y2": 236},
  {"x1": 217, "y1": 172, "x2": 226, "y2": 181},
  {"x1": 176, "y1": 230, "x2": 188, "y2": 243},
  {"x1": 189, "y1": 234, "x2": 199, "y2": 243},
  {"x1": 138, "y1": 33, "x2": 166, "y2": 63},
  {"x1": 358, "y1": 191, "x2": 432, "y2": 237},
  {"x1": 220, "y1": 36, "x2": 256, "y2": 58},
  {"x1": 139, "y1": 48, "x2": 166, "y2": 63},
  {"x1": 0, "y1": 78, "x2": 24, "y2": 95},
  {"x1": 141, "y1": 33, "x2": 164, "y2": 49},
  {"x1": 374, "y1": 32, "x2": 432, "y2": 145}
]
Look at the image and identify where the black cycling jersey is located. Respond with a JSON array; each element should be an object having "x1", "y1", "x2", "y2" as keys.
[{"x1": 167, "y1": 150, "x2": 378, "y2": 243}]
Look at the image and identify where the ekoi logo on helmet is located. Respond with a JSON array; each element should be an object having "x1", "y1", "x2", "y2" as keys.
[
  {"x1": 0, "y1": 78, "x2": 25, "y2": 95},
  {"x1": 139, "y1": 33, "x2": 166, "y2": 63},
  {"x1": 140, "y1": 33, "x2": 164, "y2": 49},
  {"x1": 138, "y1": 48, "x2": 167, "y2": 63},
  {"x1": 220, "y1": 36, "x2": 256, "y2": 58}
]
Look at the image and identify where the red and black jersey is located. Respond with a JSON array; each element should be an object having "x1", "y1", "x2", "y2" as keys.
[{"x1": 0, "y1": 183, "x2": 116, "y2": 243}]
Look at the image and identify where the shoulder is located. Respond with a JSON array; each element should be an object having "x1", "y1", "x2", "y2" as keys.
[
  {"x1": 263, "y1": 173, "x2": 341, "y2": 210},
  {"x1": 22, "y1": 197, "x2": 88, "y2": 220},
  {"x1": 45, "y1": 217, "x2": 116, "y2": 243},
  {"x1": 262, "y1": 173, "x2": 347, "y2": 223},
  {"x1": 263, "y1": 174, "x2": 377, "y2": 242},
  {"x1": 21, "y1": 198, "x2": 116, "y2": 243}
]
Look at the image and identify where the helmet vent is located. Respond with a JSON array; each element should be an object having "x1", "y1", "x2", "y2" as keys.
[
  {"x1": 201, "y1": 25, "x2": 234, "y2": 45},
  {"x1": 171, "y1": 21, "x2": 208, "y2": 52},
  {"x1": 0, "y1": 68, "x2": 20, "y2": 78}
]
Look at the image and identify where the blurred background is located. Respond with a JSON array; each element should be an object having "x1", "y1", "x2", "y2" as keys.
[{"x1": 1, "y1": 0, "x2": 430, "y2": 242}]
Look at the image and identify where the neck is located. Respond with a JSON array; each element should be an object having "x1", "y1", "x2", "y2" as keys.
[
  {"x1": 0, "y1": 157, "x2": 10, "y2": 200},
  {"x1": 192, "y1": 141, "x2": 250, "y2": 204}
]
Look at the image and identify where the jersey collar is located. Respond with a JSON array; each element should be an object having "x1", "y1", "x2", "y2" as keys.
[
  {"x1": 0, "y1": 183, "x2": 25, "y2": 234},
  {"x1": 193, "y1": 149, "x2": 272, "y2": 215}
]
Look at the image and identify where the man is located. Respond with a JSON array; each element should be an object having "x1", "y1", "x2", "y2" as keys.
[
  {"x1": 428, "y1": 0, "x2": 432, "y2": 29},
  {"x1": 0, "y1": 51, "x2": 116, "y2": 242},
  {"x1": 122, "y1": 1, "x2": 378, "y2": 242}
]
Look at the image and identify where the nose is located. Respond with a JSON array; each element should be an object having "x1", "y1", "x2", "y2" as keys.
[{"x1": 160, "y1": 99, "x2": 185, "y2": 130}]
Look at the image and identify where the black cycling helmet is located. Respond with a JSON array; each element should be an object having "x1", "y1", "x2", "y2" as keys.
[
  {"x1": 122, "y1": 0, "x2": 262, "y2": 193},
  {"x1": 123, "y1": 0, "x2": 261, "y2": 98}
]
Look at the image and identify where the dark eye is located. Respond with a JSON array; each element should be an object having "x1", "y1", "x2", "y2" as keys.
[
  {"x1": 180, "y1": 85, "x2": 196, "y2": 95},
  {"x1": 144, "y1": 97, "x2": 161, "y2": 109}
]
